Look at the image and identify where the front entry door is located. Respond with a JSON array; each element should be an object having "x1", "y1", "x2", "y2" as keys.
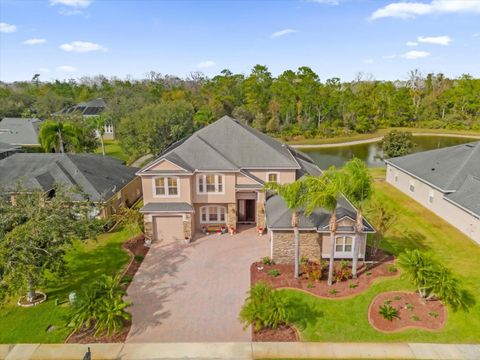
[{"x1": 238, "y1": 199, "x2": 256, "y2": 223}]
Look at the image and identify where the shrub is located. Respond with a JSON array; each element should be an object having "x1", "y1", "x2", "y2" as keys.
[
  {"x1": 379, "y1": 304, "x2": 400, "y2": 321},
  {"x1": 302, "y1": 260, "x2": 321, "y2": 281},
  {"x1": 349, "y1": 283, "x2": 358, "y2": 289},
  {"x1": 239, "y1": 282, "x2": 290, "y2": 331},
  {"x1": 307, "y1": 283, "x2": 314, "y2": 289},
  {"x1": 262, "y1": 257, "x2": 274, "y2": 266},
  {"x1": 340, "y1": 260, "x2": 349, "y2": 270},
  {"x1": 329, "y1": 289, "x2": 339, "y2": 295},
  {"x1": 381, "y1": 130, "x2": 414, "y2": 158},
  {"x1": 406, "y1": 303, "x2": 414, "y2": 311},
  {"x1": 134, "y1": 255, "x2": 144, "y2": 262},
  {"x1": 393, "y1": 295, "x2": 402, "y2": 301},
  {"x1": 300, "y1": 256, "x2": 309, "y2": 266},
  {"x1": 68, "y1": 275, "x2": 131, "y2": 336},
  {"x1": 333, "y1": 267, "x2": 352, "y2": 282},
  {"x1": 267, "y1": 269, "x2": 281, "y2": 277},
  {"x1": 387, "y1": 265, "x2": 398, "y2": 273},
  {"x1": 120, "y1": 275, "x2": 133, "y2": 284},
  {"x1": 366, "y1": 271, "x2": 372, "y2": 276},
  {"x1": 429, "y1": 311, "x2": 439, "y2": 318},
  {"x1": 412, "y1": 315, "x2": 421, "y2": 321}
]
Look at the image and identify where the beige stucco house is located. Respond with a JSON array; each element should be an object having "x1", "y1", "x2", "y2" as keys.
[
  {"x1": 138, "y1": 116, "x2": 374, "y2": 264},
  {"x1": 385, "y1": 141, "x2": 480, "y2": 244}
]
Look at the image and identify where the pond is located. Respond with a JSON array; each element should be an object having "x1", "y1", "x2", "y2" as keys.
[{"x1": 299, "y1": 135, "x2": 478, "y2": 169}]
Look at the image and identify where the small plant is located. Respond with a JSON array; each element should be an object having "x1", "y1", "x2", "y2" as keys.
[
  {"x1": 329, "y1": 289, "x2": 339, "y2": 295},
  {"x1": 349, "y1": 283, "x2": 358, "y2": 289},
  {"x1": 428, "y1": 311, "x2": 439, "y2": 318},
  {"x1": 340, "y1": 259, "x2": 349, "y2": 269},
  {"x1": 302, "y1": 260, "x2": 321, "y2": 281},
  {"x1": 267, "y1": 269, "x2": 281, "y2": 277},
  {"x1": 383, "y1": 300, "x2": 392, "y2": 305},
  {"x1": 379, "y1": 304, "x2": 400, "y2": 321},
  {"x1": 307, "y1": 283, "x2": 314, "y2": 289},
  {"x1": 393, "y1": 295, "x2": 402, "y2": 301},
  {"x1": 406, "y1": 303, "x2": 414, "y2": 311},
  {"x1": 120, "y1": 275, "x2": 133, "y2": 284},
  {"x1": 366, "y1": 271, "x2": 372, "y2": 276},
  {"x1": 333, "y1": 266, "x2": 352, "y2": 282},
  {"x1": 300, "y1": 256, "x2": 309, "y2": 266},
  {"x1": 387, "y1": 265, "x2": 398, "y2": 273},
  {"x1": 262, "y1": 257, "x2": 274, "y2": 266},
  {"x1": 412, "y1": 315, "x2": 421, "y2": 321},
  {"x1": 134, "y1": 255, "x2": 144, "y2": 262}
]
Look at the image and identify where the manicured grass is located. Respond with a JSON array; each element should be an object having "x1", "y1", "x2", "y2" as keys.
[
  {"x1": 95, "y1": 140, "x2": 131, "y2": 163},
  {"x1": 281, "y1": 179, "x2": 480, "y2": 343},
  {"x1": 283, "y1": 127, "x2": 480, "y2": 145},
  {"x1": 0, "y1": 227, "x2": 133, "y2": 343}
]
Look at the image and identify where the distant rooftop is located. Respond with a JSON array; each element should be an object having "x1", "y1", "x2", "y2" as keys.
[
  {"x1": 0, "y1": 117, "x2": 42, "y2": 146},
  {"x1": 54, "y1": 98, "x2": 106, "y2": 117}
]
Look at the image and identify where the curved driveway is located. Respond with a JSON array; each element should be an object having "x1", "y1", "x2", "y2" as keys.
[{"x1": 126, "y1": 227, "x2": 269, "y2": 342}]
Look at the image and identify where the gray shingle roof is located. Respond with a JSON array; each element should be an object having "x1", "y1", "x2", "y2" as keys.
[
  {"x1": 0, "y1": 153, "x2": 138, "y2": 202},
  {"x1": 386, "y1": 141, "x2": 480, "y2": 216},
  {"x1": 0, "y1": 142, "x2": 21, "y2": 153},
  {"x1": 266, "y1": 194, "x2": 375, "y2": 232},
  {"x1": 139, "y1": 202, "x2": 194, "y2": 213},
  {"x1": 141, "y1": 116, "x2": 313, "y2": 173},
  {"x1": 54, "y1": 98, "x2": 106, "y2": 116},
  {"x1": 0, "y1": 118, "x2": 42, "y2": 146}
]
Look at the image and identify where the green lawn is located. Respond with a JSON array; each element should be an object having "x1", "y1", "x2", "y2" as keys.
[
  {"x1": 281, "y1": 177, "x2": 480, "y2": 343},
  {"x1": 0, "y1": 227, "x2": 133, "y2": 343},
  {"x1": 283, "y1": 127, "x2": 480, "y2": 145},
  {"x1": 95, "y1": 140, "x2": 131, "y2": 163}
]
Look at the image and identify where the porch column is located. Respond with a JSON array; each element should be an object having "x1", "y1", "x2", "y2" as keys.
[
  {"x1": 256, "y1": 192, "x2": 266, "y2": 229},
  {"x1": 227, "y1": 203, "x2": 236, "y2": 229},
  {"x1": 144, "y1": 214, "x2": 153, "y2": 242},
  {"x1": 183, "y1": 213, "x2": 193, "y2": 239}
]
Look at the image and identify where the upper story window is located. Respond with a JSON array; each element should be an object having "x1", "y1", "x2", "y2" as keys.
[
  {"x1": 154, "y1": 176, "x2": 179, "y2": 197},
  {"x1": 409, "y1": 180, "x2": 415, "y2": 193},
  {"x1": 197, "y1": 174, "x2": 224, "y2": 194},
  {"x1": 266, "y1": 172, "x2": 280, "y2": 183}
]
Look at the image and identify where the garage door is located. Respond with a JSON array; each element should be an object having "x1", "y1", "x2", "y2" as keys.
[{"x1": 154, "y1": 216, "x2": 184, "y2": 243}]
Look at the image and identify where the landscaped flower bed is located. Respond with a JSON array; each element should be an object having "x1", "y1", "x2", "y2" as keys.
[
  {"x1": 369, "y1": 291, "x2": 446, "y2": 332},
  {"x1": 251, "y1": 249, "x2": 397, "y2": 299},
  {"x1": 253, "y1": 324, "x2": 299, "y2": 342}
]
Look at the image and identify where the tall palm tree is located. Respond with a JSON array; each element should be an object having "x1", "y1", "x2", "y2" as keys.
[
  {"x1": 39, "y1": 120, "x2": 79, "y2": 153},
  {"x1": 340, "y1": 158, "x2": 373, "y2": 278},
  {"x1": 263, "y1": 179, "x2": 306, "y2": 278},
  {"x1": 88, "y1": 114, "x2": 107, "y2": 156},
  {"x1": 303, "y1": 168, "x2": 342, "y2": 286}
]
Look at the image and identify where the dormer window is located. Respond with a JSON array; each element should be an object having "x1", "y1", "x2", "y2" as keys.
[
  {"x1": 154, "y1": 176, "x2": 179, "y2": 197},
  {"x1": 197, "y1": 174, "x2": 224, "y2": 194}
]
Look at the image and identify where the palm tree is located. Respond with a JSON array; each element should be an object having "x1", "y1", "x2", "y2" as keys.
[
  {"x1": 340, "y1": 158, "x2": 373, "y2": 278},
  {"x1": 303, "y1": 168, "x2": 342, "y2": 286},
  {"x1": 263, "y1": 180, "x2": 307, "y2": 278},
  {"x1": 88, "y1": 114, "x2": 107, "y2": 156},
  {"x1": 39, "y1": 120, "x2": 79, "y2": 153}
]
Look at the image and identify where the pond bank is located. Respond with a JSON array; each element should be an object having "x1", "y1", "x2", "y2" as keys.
[{"x1": 291, "y1": 132, "x2": 480, "y2": 149}]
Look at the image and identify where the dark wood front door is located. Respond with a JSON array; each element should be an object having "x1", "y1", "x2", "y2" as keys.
[{"x1": 238, "y1": 199, "x2": 256, "y2": 223}]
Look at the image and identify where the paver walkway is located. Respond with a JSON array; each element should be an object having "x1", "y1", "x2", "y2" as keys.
[{"x1": 126, "y1": 226, "x2": 269, "y2": 342}]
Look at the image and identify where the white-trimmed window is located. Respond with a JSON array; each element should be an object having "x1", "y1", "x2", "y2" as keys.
[
  {"x1": 266, "y1": 172, "x2": 280, "y2": 183},
  {"x1": 409, "y1": 180, "x2": 415, "y2": 193},
  {"x1": 335, "y1": 235, "x2": 354, "y2": 255},
  {"x1": 200, "y1": 206, "x2": 226, "y2": 223},
  {"x1": 197, "y1": 174, "x2": 224, "y2": 194},
  {"x1": 104, "y1": 123, "x2": 114, "y2": 134},
  {"x1": 154, "y1": 176, "x2": 179, "y2": 197},
  {"x1": 428, "y1": 189, "x2": 434, "y2": 204}
]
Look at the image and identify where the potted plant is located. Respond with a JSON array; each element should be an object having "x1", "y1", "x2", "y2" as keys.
[
  {"x1": 184, "y1": 236, "x2": 191, "y2": 244},
  {"x1": 221, "y1": 225, "x2": 227, "y2": 234},
  {"x1": 201, "y1": 226, "x2": 207, "y2": 234},
  {"x1": 144, "y1": 237, "x2": 152, "y2": 247},
  {"x1": 258, "y1": 227, "x2": 264, "y2": 236},
  {"x1": 229, "y1": 226, "x2": 236, "y2": 235}
]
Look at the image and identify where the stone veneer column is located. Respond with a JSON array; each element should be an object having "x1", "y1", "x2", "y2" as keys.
[
  {"x1": 256, "y1": 202, "x2": 266, "y2": 229},
  {"x1": 183, "y1": 213, "x2": 192, "y2": 239},
  {"x1": 144, "y1": 214, "x2": 153, "y2": 242},
  {"x1": 227, "y1": 203, "x2": 237, "y2": 229}
]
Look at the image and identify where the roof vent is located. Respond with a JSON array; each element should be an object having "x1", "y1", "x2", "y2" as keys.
[{"x1": 431, "y1": 168, "x2": 435, "y2": 171}]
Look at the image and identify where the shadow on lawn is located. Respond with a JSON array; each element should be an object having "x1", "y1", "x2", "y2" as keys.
[
  {"x1": 286, "y1": 297, "x2": 324, "y2": 332},
  {"x1": 380, "y1": 229, "x2": 430, "y2": 256}
]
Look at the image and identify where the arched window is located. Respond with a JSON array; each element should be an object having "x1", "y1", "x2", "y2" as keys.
[
  {"x1": 200, "y1": 205, "x2": 226, "y2": 223},
  {"x1": 335, "y1": 235, "x2": 354, "y2": 256}
]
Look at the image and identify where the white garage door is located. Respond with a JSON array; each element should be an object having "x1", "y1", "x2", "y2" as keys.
[{"x1": 154, "y1": 216, "x2": 184, "y2": 243}]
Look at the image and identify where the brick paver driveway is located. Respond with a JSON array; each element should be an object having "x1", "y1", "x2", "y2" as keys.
[{"x1": 126, "y1": 226, "x2": 269, "y2": 342}]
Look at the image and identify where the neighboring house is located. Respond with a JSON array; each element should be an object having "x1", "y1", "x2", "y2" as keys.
[
  {"x1": 0, "y1": 117, "x2": 42, "y2": 147},
  {"x1": 0, "y1": 153, "x2": 142, "y2": 217},
  {"x1": 53, "y1": 98, "x2": 115, "y2": 140},
  {"x1": 0, "y1": 142, "x2": 21, "y2": 160},
  {"x1": 137, "y1": 116, "x2": 374, "y2": 264},
  {"x1": 385, "y1": 141, "x2": 480, "y2": 244}
]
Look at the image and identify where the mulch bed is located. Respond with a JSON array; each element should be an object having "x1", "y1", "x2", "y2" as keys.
[
  {"x1": 66, "y1": 234, "x2": 149, "y2": 344},
  {"x1": 251, "y1": 249, "x2": 397, "y2": 299},
  {"x1": 253, "y1": 325, "x2": 299, "y2": 342},
  {"x1": 369, "y1": 291, "x2": 446, "y2": 332}
]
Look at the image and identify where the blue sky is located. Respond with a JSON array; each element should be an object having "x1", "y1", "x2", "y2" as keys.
[{"x1": 1, "y1": 0, "x2": 479, "y2": 82}]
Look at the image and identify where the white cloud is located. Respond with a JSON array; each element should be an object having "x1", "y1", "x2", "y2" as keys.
[
  {"x1": 58, "y1": 65, "x2": 78, "y2": 72},
  {"x1": 382, "y1": 54, "x2": 396, "y2": 59},
  {"x1": 363, "y1": 58, "x2": 374, "y2": 64},
  {"x1": 23, "y1": 38, "x2": 47, "y2": 45},
  {"x1": 406, "y1": 41, "x2": 418, "y2": 46},
  {"x1": 196, "y1": 60, "x2": 216, "y2": 69},
  {"x1": 417, "y1": 35, "x2": 452, "y2": 45},
  {"x1": 401, "y1": 50, "x2": 431, "y2": 59},
  {"x1": 308, "y1": 0, "x2": 340, "y2": 5},
  {"x1": 49, "y1": 0, "x2": 92, "y2": 7},
  {"x1": 59, "y1": 41, "x2": 107, "y2": 53},
  {"x1": 0, "y1": 22, "x2": 17, "y2": 33},
  {"x1": 39, "y1": 68, "x2": 50, "y2": 73},
  {"x1": 370, "y1": 0, "x2": 480, "y2": 20},
  {"x1": 474, "y1": 33, "x2": 480, "y2": 37},
  {"x1": 270, "y1": 28, "x2": 297, "y2": 39}
]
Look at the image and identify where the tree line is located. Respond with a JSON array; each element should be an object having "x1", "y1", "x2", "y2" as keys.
[{"x1": 1, "y1": 66, "x2": 479, "y2": 158}]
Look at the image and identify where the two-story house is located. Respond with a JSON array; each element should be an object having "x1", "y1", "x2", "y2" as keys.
[{"x1": 137, "y1": 116, "x2": 374, "y2": 264}]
